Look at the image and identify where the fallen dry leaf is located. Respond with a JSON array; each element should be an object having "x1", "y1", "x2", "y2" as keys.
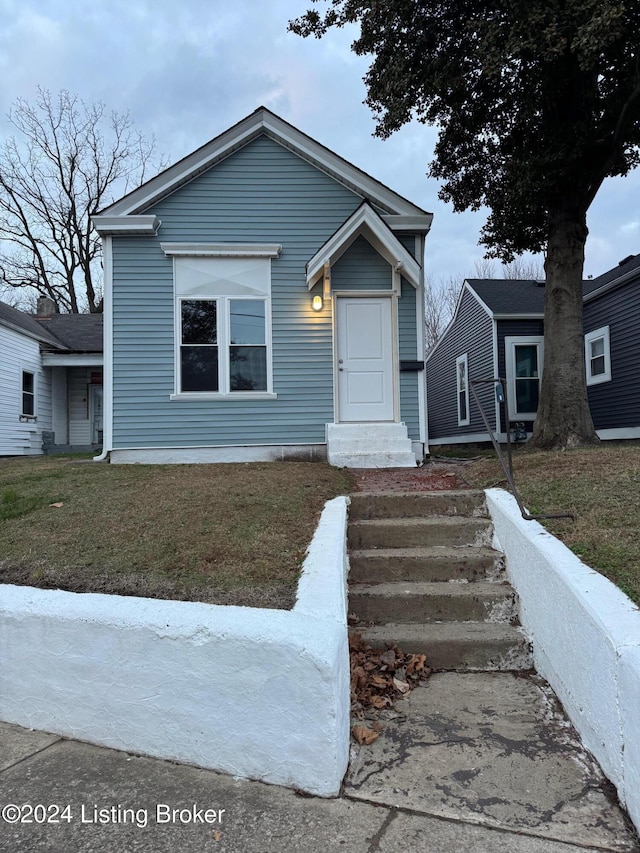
[
  {"x1": 393, "y1": 677, "x2": 411, "y2": 694},
  {"x1": 49, "y1": 502, "x2": 64, "y2": 508},
  {"x1": 352, "y1": 725, "x2": 380, "y2": 745}
]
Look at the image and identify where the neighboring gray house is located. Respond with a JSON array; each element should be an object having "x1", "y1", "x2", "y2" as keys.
[
  {"x1": 426, "y1": 256, "x2": 640, "y2": 444},
  {"x1": 0, "y1": 299, "x2": 103, "y2": 456},
  {"x1": 93, "y1": 108, "x2": 433, "y2": 467}
]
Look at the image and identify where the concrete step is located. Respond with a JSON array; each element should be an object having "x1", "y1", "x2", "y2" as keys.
[
  {"x1": 348, "y1": 516, "x2": 493, "y2": 549},
  {"x1": 349, "y1": 490, "x2": 487, "y2": 520},
  {"x1": 349, "y1": 546, "x2": 504, "y2": 584},
  {"x1": 326, "y1": 422, "x2": 417, "y2": 469},
  {"x1": 355, "y1": 622, "x2": 533, "y2": 672},
  {"x1": 349, "y1": 580, "x2": 516, "y2": 624}
]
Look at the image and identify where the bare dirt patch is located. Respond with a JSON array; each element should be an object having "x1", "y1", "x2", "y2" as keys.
[
  {"x1": 0, "y1": 457, "x2": 353, "y2": 609},
  {"x1": 351, "y1": 460, "x2": 467, "y2": 492}
]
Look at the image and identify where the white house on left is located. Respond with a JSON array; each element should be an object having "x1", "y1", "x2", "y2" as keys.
[{"x1": 0, "y1": 298, "x2": 103, "y2": 456}]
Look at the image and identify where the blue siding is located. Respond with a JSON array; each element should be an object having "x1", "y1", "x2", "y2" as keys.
[
  {"x1": 584, "y1": 282, "x2": 640, "y2": 431},
  {"x1": 398, "y1": 279, "x2": 420, "y2": 439},
  {"x1": 496, "y1": 319, "x2": 544, "y2": 433},
  {"x1": 426, "y1": 287, "x2": 495, "y2": 440},
  {"x1": 111, "y1": 135, "x2": 422, "y2": 450},
  {"x1": 331, "y1": 235, "x2": 391, "y2": 290}
]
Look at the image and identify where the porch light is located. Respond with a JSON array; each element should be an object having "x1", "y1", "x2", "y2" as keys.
[{"x1": 312, "y1": 295, "x2": 324, "y2": 312}]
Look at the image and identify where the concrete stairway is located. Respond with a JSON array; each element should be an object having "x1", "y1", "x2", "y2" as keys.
[{"x1": 348, "y1": 490, "x2": 533, "y2": 671}]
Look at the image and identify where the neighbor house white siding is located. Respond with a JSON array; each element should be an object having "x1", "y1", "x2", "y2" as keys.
[{"x1": 0, "y1": 325, "x2": 49, "y2": 455}]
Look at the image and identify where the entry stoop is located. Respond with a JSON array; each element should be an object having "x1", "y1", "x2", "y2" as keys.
[
  {"x1": 327, "y1": 423, "x2": 417, "y2": 469},
  {"x1": 348, "y1": 490, "x2": 533, "y2": 671}
]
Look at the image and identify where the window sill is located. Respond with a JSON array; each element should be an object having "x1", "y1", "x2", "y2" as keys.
[
  {"x1": 19, "y1": 415, "x2": 37, "y2": 423},
  {"x1": 586, "y1": 374, "x2": 611, "y2": 387},
  {"x1": 170, "y1": 392, "x2": 277, "y2": 401}
]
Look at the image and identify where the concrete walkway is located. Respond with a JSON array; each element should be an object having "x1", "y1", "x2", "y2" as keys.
[{"x1": 2, "y1": 672, "x2": 638, "y2": 852}]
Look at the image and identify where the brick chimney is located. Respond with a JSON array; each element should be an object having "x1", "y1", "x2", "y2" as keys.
[{"x1": 36, "y1": 297, "x2": 59, "y2": 318}]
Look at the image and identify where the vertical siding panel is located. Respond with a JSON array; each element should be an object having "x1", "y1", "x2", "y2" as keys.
[{"x1": 69, "y1": 369, "x2": 91, "y2": 445}]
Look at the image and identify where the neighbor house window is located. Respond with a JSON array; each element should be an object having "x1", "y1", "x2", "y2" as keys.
[
  {"x1": 21, "y1": 370, "x2": 35, "y2": 417},
  {"x1": 505, "y1": 336, "x2": 544, "y2": 419},
  {"x1": 456, "y1": 353, "x2": 470, "y2": 426},
  {"x1": 163, "y1": 244, "x2": 281, "y2": 399},
  {"x1": 585, "y1": 326, "x2": 611, "y2": 385}
]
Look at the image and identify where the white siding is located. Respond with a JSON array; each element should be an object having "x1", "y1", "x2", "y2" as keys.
[
  {"x1": 51, "y1": 367, "x2": 69, "y2": 444},
  {"x1": 68, "y1": 369, "x2": 91, "y2": 445},
  {"x1": 0, "y1": 325, "x2": 47, "y2": 455}
]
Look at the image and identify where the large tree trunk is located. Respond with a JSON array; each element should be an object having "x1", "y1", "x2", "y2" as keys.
[{"x1": 531, "y1": 210, "x2": 599, "y2": 449}]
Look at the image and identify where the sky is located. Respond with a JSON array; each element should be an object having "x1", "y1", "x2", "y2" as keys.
[{"x1": 1, "y1": 0, "x2": 639, "y2": 285}]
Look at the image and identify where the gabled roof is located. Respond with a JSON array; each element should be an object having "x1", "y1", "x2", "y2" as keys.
[
  {"x1": 94, "y1": 107, "x2": 433, "y2": 226},
  {"x1": 466, "y1": 279, "x2": 545, "y2": 317},
  {"x1": 583, "y1": 253, "x2": 640, "y2": 300},
  {"x1": 0, "y1": 301, "x2": 62, "y2": 347},
  {"x1": 36, "y1": 313, "x2": 103, "y2": 352},
  {"x1": 306, "y1": 203, "x2": 422, "y2": 289}
]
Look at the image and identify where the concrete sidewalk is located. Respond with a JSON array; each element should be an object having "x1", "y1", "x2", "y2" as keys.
[{"x1": 1, "y1": 671, "x2": 638, "y2": 853}]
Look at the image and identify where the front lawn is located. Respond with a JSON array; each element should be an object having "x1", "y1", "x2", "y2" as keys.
[
  {"x1": 463, "y1": 443, "x2": 640, "y2": 606},
  {"x1": 0, "y1": 456, "x2": 353, "y2": 609}
]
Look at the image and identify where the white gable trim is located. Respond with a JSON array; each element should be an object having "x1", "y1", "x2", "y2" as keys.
[
  {"x1": 306, "y1": 204, "x2": 421, "y2": 290},
  {"x1": 97, "y1": 108, "x2": 431, "y2": 220},
  {"x1": 91, "y1": 215, "x2": 160, "y2": 236}
]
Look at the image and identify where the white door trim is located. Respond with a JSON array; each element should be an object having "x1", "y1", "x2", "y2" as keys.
[{"x1": 333, "y1": 291, "x2": 399, "y2": 424}]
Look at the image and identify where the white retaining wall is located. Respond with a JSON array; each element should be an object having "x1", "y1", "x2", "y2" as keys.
[
  {"x1": 486, "y1": 489, "x2": 640, "y2": 832},
  {"x1": 0, "y1": 497, "x2": 351, "y2": 797}
]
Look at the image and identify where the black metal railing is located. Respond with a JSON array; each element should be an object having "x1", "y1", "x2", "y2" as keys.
[{"x1": 469, "y1": 378, "x2": 574, "y2": 522}]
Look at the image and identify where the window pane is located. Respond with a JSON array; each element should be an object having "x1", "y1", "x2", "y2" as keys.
[
  {"x1": 230, "y1": 300, "x2": 265, "y2": 345},
  {"x1": 22, "y1": 371, "x2": 34, "y2": 394},
  {"x1": 458, "y1": 360, "x2": 466, "y2": 391},
  {"x1": 515, "y1": 345, "x2": 538, "y2": 378},
  {"x1": 230, "y1": 346, "x2": 267, "y2": 391},
  {"x1": 22, "y1": 393, "x2": 35, "y2": 416},
  {"x1": 182, "y1": 301, "x2": 217, "y2": 344},
  {"x1": 516, "y1": 378, "x2": 539, "y2": 413},
  {"x1": 459, "y1": 391, "x2": 467, "y2": 422},
  {"x1": 591, "y1": 355, "x2": 606, "y2": 376},
  {"x1": 590, "y1": 338, "x2": 604, "y2": 359},
  {"x1": 181, "y1": 346, "x2": 218, "y2": 392}
]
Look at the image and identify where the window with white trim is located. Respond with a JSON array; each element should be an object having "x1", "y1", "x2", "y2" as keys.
[
  {"x1": 585, "y1": 326, "x2": 611, "y2": 385},
  {"x1": 164, "y1": 245, "x2": 280, "y2": 399},
  {"x1": 505, "y1": 336, "x2": 544, "y2": 419},
  {"x1": 21, "y1": 370, "x2": 36, "y2": 417},
  {"x1": 456, "y1": 353, "x2": 470, "y2": 426}
]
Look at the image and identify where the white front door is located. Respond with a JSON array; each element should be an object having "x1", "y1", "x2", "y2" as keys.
[{"x1": 336, "y1": 296, "x2": 395, "y2": 422}]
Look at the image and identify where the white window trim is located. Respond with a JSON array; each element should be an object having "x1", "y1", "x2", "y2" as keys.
[
  {"x1": 456, "y1": 353, "x2": 470, "y2": 427},
  {"x1": 162, "y1": 242, "x2": 281, "y2": 258},
  {"x1": 173, "y1": 296, "x2": 275, "y2": 398},
  {"x1": 585, "y1": 325, "x2": 611, "y2": 386},
  {"x1": 505, "y1": 336, "x2": 544, "y2": 420},
  {"x1": 20, "y1": 367, "x2": 37, "y2": 421}
]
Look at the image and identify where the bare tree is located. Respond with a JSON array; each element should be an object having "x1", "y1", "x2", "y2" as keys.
[
  {"x1": 0, "y1": 87, "x2": 164, "y2": 313},
  {"x1": 424, "y1": 273, "x2": 463, "y2": 353}
]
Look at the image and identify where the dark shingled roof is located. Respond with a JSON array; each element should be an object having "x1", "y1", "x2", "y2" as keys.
[
  {"x1": 0, "y1": 300, "x2": 62, "y2": 347},
  {"x1": 466, "y1": 279, "x2": 545, "y2": 316},
  {"x1": 36, "y1": 313, "x2": 103, "y2": 352},
  {"x1": 583, "y1": 253, "x2": 640, "y2": 297}
]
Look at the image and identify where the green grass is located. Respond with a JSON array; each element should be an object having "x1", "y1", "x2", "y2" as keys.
[
  {"x1": 463, "y1": 443, "x2": 640, "y2": 606},
  {"x1": 0, "y1": 456, "x2": 354, "y2": 609}
]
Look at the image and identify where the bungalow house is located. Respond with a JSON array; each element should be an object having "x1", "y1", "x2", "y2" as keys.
[
  {"x1": 425, "y1": 254, "x2": 640, "y2": 444},
  {"x1": 92, "y1": 107, "x2": 433, "y2": 467},
  {"x1": 0, "y1": 298, "x2": 103, "y2": 455}
]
